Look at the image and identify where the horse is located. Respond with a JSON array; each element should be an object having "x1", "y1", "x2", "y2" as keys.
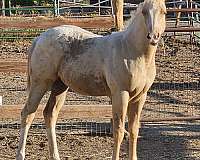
[{"x1": 16, "y1": 0, "x2": 166, "y2": 159}]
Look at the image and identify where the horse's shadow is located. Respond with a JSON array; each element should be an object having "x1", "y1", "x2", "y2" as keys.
[
  {"x1": 137, "y1": 122, "x2": 200, "y2": 160},
  {"x1": 56, "y1": 121, "x2": 200, "y2": 160}
]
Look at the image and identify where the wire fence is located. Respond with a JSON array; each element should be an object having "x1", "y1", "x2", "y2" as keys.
[
  {"x1": 0, "y1": 118, "x2": 113, "y2": 135},
  {"x1": 0, "y1": 0, "x2": 200, "y2": 135},
  {"x1": 0, "y1": 0, "x2": 115, "y2": 17}
]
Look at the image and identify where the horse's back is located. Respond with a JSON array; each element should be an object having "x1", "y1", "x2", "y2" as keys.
[{"x1": 42, "y1": 25, "x2": 99, "y2": 40}]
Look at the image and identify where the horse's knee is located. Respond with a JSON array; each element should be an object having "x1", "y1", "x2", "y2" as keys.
[
  {"x1": 113, "y1": 126, "x2": 125, "y2": 142},
  {"x1": 20, "y1": 105, "x2": 37, "y2": 127},
  {"x1": 129, "y1": 131, "x2": 138, "y2": 141},
  {"x1": 129, "y1": 125, "x2": 140, "y2": 141}
]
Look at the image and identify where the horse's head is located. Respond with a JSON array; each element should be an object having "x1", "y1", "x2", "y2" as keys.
[{"x1": 142, "y1": 0, "x2": 166, "y2": 46}]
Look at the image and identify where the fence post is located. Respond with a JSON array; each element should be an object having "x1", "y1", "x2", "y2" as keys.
[
  {"x1": 175, "y1": 0, "x2": 182, "y2": 27},
  {"x1": 112, "y1": 0, "x2": 124, "y2": 31},
  {"x1": 8, "y1": 0, "x2": 12, "y2": 16},
  {"x1": 57, "y1": 0, "x2": 60, "y2": 16},
  {"x1": 54, "y1": 0, "x2": 57, "y2": 16},
  {"x1": 2, "y1": 0, "x2": 5, "y2": 16},
  {"x1": 195, "y1": 4, "x2": 199, "y2": 21},
  {"x1": 98, "y1": 0, "x2": 101, "y2": 16},
  {"x1": 110, "y1": 0, "x2": 114, "y2": 15}
]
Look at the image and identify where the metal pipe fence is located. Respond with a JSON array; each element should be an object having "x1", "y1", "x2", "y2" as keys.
[{"x1": 0, "y1": 0, "x2": 114, "y2": 17}]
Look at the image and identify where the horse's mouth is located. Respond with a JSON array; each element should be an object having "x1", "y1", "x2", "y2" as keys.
[
  {"x1": 150, "y1": 41, "x2": 158, "y2": 46},
  {"x1": 149, "y1": 39, "x2": 159, "y2": 46}
]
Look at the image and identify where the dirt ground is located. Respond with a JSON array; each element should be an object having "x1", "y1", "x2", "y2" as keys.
[
  {"x1": 0, "y1": 16, "x2": 113, "y2": 29},
  {"x1": 0, "y1": 121, "x2": 199, "y2": 160},
  {"x1": 0, "y1": 37, "x2": 200, "y2": 118},
  {"x1": 0, "y1": 31, "x2": 200, "y2": 159}
]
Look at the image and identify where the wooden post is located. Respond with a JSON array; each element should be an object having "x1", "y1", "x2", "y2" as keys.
[
  {"x1": 112, "y1": 0, "x2": 124, "y2": 31},
  {"x1": 2, "y1": 0, "x2": 5, "y2": 16},
  {"x1": 175, "y1": 0, "x2": 182, "y2": 27}
]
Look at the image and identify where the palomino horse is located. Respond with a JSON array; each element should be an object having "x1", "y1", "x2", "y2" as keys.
[{"x1": 16, "y1": 0, "x2": 166, "y2": 159}]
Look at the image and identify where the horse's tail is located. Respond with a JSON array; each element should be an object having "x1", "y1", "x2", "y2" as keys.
[{"x1": 27, "y1": 38, "x2": 38, "y2": 93}]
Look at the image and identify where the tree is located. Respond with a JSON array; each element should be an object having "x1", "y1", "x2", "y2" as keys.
[
  {"x1": 112, "y1": 0, "x2": 124, "y2": 31},
  {"x1": 11, "y1": 0, "x2": 53, "y2": 6}
]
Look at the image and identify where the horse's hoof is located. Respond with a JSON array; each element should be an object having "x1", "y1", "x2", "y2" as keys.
[
  {"x1": 49, "y1": 156, "x2": 61, "y2": 160},
  {"x1": 16, "y1": 153, "x2": 25, "y2": 160}
]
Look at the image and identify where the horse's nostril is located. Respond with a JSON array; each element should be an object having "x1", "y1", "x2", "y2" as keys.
[
  {"x1": 147, "y1": 33, "x2": 151, "y2": 39},
  {"x1": 153, "y1": 33, "x2": 160, "y2": 40}
]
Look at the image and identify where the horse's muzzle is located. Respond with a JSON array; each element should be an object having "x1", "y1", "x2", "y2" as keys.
[{"x1": 147, "y1": 33, "x2": 160, "y2": 46}]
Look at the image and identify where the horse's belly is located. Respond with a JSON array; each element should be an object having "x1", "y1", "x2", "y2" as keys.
[
  {"x1": 59, "y1": 69, "x2": 110, "y2": 96},
  {"x1": 71, "y1": 77, "x2": 110, "y2": 96}
]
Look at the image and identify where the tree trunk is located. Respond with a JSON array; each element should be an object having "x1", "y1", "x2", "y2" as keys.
[{"x1": 112, "y1": 0, "x2": 124, "y2": 31}]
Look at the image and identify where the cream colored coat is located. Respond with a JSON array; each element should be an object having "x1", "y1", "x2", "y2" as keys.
[{"x1": 16, "y1": 1, "x2": 166, "y2": 160}]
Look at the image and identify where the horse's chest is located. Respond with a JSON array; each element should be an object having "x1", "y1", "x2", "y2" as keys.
[{"x1": 128, "y1": 64, "x2": 156, "y2": 96}]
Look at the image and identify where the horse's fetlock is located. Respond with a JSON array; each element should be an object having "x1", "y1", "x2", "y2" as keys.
[{"x1": 16, "y1": 151, "x2": 25, "y2": 160}]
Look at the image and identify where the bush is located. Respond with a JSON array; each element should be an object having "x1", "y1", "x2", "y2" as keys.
[{"x1": 11, "y1": 0, "x2": 53, "y2": 6}]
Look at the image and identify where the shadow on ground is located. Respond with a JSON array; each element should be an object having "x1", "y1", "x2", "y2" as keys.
[{"x1": 137, "y1": 122, "x2": 200, "y2": 160}]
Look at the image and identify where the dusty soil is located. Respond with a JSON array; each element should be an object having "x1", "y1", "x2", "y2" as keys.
[
  {"x1": 0, "y1": 31, "x2": 200, "y2": 159},
  {"x1": 0, "y1": 16, "x2": 114, "y2": 29},
  {"x1": 0, "y1": 121, "x2": 199, "y2": 160},
  {"x1": 0, "y1": 37, "x2": 200, "y2": 118}
]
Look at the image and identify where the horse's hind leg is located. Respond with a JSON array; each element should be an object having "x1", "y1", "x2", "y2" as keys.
[
  {"x1": 43, "y1": 79, "x2": 68, "y2": 160},
  {"x1": 16, "y1": 80, "x2": 50, "y2": 160}
]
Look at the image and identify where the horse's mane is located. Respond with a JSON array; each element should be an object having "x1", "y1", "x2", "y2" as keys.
[{"x1": 124, "y1": 2, "x2": 144, "y2": 29}]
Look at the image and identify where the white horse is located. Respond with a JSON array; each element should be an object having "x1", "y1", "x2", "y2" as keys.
[{"x1": 16, "y1": 0, "x2": 166, "y2": 160}]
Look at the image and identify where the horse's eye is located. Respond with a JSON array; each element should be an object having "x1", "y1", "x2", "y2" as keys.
[{"x1": 142, "y1": 9, "x2": 147, "y2": 15}]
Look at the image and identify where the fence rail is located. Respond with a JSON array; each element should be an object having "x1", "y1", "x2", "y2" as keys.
[{"x1": 0, "y1": 105, "x2": 199, "y2": 123}]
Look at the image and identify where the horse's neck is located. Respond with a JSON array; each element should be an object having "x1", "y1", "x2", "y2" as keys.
[{"x1": 123, "y1": 13, "x2": 157, "y2": 65}]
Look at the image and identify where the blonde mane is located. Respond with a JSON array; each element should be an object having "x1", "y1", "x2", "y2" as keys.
[{"x1": 124, "y1": 2, "x2": 144, "y2": 29}]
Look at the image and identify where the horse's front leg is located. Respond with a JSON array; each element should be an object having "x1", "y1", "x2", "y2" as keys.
[
  {"x1": 128, "y1": 93, "x2": 147, "y2": 160},
  {"x1": 112, "y1": 90, "x2": 129, "y2": 160}
]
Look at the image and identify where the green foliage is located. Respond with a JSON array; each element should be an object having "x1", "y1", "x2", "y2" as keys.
[
  {"x1": 11, "y1": 0, "x2": 53, "y2": 6},
  {"x1": 11, "y1": 0, "x2": 34, "y2": 6}
]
